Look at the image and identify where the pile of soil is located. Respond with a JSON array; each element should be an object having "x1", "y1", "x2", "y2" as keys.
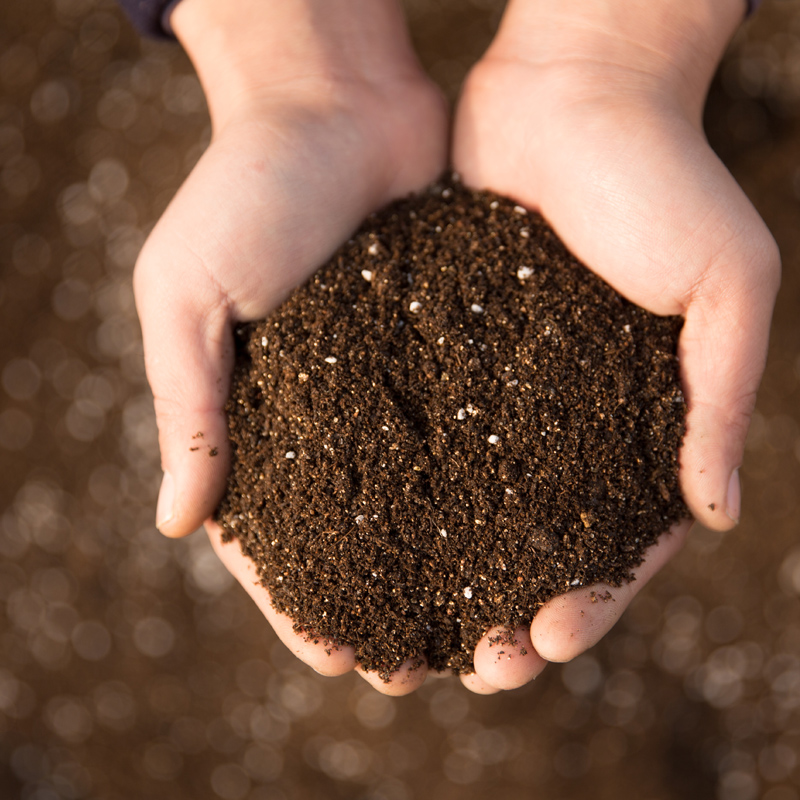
[{"x1": 216, "y1": 177, "x2": 688, "y2": 676}]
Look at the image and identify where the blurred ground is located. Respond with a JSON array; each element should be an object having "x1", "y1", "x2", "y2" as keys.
[{"x1": 1, "y1": 1, "x2": 799, "y2": 799}]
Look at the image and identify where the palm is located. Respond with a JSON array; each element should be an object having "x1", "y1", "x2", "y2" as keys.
[
  {"x1": 135, "y1": 79, "x2": 447, "y2": 694},
  {"x1": 452, "y1": 55, "x2": 778, "y2": 685}
]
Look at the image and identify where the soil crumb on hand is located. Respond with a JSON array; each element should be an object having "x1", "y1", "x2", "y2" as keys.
[{"x1": 216, "y1": 176, "x2": 688, "y2": 677}]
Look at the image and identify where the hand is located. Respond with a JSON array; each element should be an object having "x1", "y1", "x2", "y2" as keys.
[
  {"x1": 452, "y1": 0, "x2": 780, "y2": 692},
  {"x1": 133, "y1": 0, "x2": 447, "y2": 694}
]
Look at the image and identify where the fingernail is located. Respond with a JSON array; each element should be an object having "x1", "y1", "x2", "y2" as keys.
[
  {"x1": 726, "y1": 467, "x2": 741, "y2": 524},
  {"x1": 156, "y1": 471, "x2": 175, "y2": 532}
]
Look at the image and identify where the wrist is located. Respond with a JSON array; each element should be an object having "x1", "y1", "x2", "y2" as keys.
[
  {"x1": 488, "y1": 0, "x2": 745, "y2": 117},
  {"x1": 171, "y1": 0, "x2": 423, "y2": 128}
]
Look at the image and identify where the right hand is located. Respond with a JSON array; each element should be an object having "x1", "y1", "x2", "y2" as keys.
[{"x1": 133, "y1": 0, "x2": 447, "y2": 694}]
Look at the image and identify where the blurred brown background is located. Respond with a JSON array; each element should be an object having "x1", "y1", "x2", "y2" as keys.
[{"x1": 1, "y1": 1, "x2": 799, "y2": 798}]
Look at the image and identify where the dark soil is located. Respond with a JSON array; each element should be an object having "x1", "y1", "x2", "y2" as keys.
[
  {"x1": 5, "y1": 2, "x2": 797, "y2": 797},
  {"x1": 216, "y1": 177, "x2": 689, "y2": 676}
]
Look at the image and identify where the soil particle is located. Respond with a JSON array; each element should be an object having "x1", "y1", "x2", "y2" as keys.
[{"x1": 216, "y1": 176, "x2": 688, "y2": 677}]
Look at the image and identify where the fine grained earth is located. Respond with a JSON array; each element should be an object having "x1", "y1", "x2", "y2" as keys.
[{"x1": 216, "y1": 178, "x2": 688, "y2": 676}]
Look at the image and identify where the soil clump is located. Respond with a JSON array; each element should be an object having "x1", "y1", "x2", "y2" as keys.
[{"x1": 216, "y1": 177, "x2": 688, "y2": 676}]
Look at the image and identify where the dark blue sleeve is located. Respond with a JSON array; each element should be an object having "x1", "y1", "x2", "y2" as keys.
[{"x1": 117, "y1": 0, "x2": 178, "y2": 40}]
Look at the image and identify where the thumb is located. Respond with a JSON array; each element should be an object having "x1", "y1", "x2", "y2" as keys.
[
  {"x1": 134, "y1": 242, "x2": 233, "y2": 538},
  {"x1": 678, "y1": 229, "x2": 780, "y2": 530}
]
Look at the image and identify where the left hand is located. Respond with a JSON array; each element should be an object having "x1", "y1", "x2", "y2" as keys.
[{"x1": 451, "y1": 0, "x2": 780, "y2": 692}]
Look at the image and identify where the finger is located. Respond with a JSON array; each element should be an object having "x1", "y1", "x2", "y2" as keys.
[
  {"x1": 356, "y1": 657, "x2": 428, "y2": 697},
  {"x1": 206, "y1": 521, "x2": 357, "y2": 676},
  {"x1": 472, "y1": 625, "x2": 547, "y2": 691},
  {"x1": 677, "y1": 233, "x2": 780, "y2": 529},
  {"x1": 460, "y1": 671, "x2": 502, "y2": 695},
  {"x1": 455, "y1": 71, "x2": 779, "y2": 534},
  {"x1": 134, "y1": 234, "x2": 233, "y2": 538},
  {"x1": 530, "y1": 519, "x2": 692, "y2": 663}
]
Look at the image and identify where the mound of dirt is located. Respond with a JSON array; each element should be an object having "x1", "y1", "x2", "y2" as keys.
[{"x1": 216, "y1": 177, "x2": 688, "y2": 676}]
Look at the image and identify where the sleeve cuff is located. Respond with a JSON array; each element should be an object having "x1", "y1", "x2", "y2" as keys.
[
  {"x1": 117, "y1": 0, "x2": 182, "y2": 40},
  {"x1": 746, "y1": 0, "x2": 762, "y2": 16}
]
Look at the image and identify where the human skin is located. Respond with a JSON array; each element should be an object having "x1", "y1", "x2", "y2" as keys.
[
  {"x1": 133, "y1": 0, "x2": 447, "y2": 694},
  {"x1": 452, "y1": 0, "x2": 779, "y2": 691},
  {"x1": 134, "y1": 0, "x2": 779, "y2": 695}
]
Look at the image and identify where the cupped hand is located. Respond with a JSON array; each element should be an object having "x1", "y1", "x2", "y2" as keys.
[
  {"x1": 452, "y1": 0, "x2": 780, "y2": 692},
  {"x1": 133, "y1": 0, "x2": 447, "y2": 693}
]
